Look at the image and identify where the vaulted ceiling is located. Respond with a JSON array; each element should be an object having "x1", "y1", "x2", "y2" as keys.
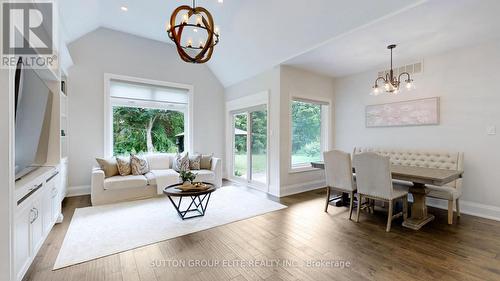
[
  {"x1": 60, "y1": 0, "x2": 500, "y2": 87},
  {"x1": 283, "y1": 0, "x2": 500, "y2": 78}
]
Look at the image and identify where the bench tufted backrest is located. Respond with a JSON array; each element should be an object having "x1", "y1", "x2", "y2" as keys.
[{"x1": 353, "y1": 147, "x2": 464, "y2": 188}]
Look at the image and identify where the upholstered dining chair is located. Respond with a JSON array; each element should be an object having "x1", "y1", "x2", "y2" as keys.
[
  {"x1": 323, "y1": 150, "x2": 357, "y2": 219},
  {"x1": 353, "y1": 152, "x2": 409, "y2": 232}
]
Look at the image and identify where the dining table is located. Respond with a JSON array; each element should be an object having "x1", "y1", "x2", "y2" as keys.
[{"x1": 311, "y1": 161, "x2": 464, "y2": 230}]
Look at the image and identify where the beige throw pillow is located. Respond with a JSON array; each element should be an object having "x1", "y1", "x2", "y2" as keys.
[
  {"x1": 173, "y1": 152, "x2": 189, "y2": 172},
  {"x1": 130, "y1": 154, "x2": 150, "y2": 175},
  {"x1": 95, "y1": 157, "x2": 119, "y2": 178},
  {"x1": 200, "y1": 154, "x2": 213, "y2": 170},
  {"x1": 189, "y1": 154, "x2": 201, "y2": 170},
  {"x1": 116, "y1": 156, "x2": 132, "y2": 176}
]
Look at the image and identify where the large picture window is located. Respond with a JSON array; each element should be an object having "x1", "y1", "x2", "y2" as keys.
[
  {"x1": 290, "y1": 98, "x2": 329, "y2": 169},
  {"x1": 106, "y1": 77, "x2": 190, "y2": 156}
]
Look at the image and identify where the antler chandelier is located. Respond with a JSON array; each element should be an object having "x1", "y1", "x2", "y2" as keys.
[
  {"x1": 167, "y1": 0, "x2": 220, "y2": 63},
  {"x1": 371, "y1": 44, "x2": 414, "y2": 95}
]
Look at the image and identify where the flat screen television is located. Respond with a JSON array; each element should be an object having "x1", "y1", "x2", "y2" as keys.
[{"x1": 14, "y1": 58, "x2": 53, "y2": 181}]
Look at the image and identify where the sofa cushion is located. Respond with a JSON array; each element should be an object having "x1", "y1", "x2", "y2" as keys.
[
  {"x1": 189, "y1": 154, "x2": 201, "y2": 170},
  {"x1": 116, "y1": 156, "x2": 132, "y2": 176},
  {"x1": 194, "y1": 169, "x2": 215, "y2": 182},
  {"x1": 145, "y1": 170, "x2": 178, "y2": 186},
  {"x1": 104, "y1": 175, "x2": 148, "y2": 191},
  {"x1": 131, "y1": 154, "x2": 150, "y2": 175},
  {"x1": 172, "y1": 152, "x2": 189, "y2": 172},
  {"x1": 200, "y1": 154, "x2": 213, "y2": 170},
  {"x1": 95, "y1": 157, "x2": 119, "y2": 178},
  {"x1": 146, "y1": 154, "x2": 171, "y2": 170},
  {"x1": 150, "y1": 169, "x2": 180, "y2": 194}
]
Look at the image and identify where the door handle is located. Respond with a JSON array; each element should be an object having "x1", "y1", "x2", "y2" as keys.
[
  {"x1": 29, "y1": 208, "x2": 36, "y2": 224},
  {"x1": 34, "y1": 207, "x2": 39, "y2": 221}
]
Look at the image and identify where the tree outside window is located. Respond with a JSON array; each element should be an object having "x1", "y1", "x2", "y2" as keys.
[
  {"x1": 112, "y1": 106, "x2": 184, "y2": 155},
  {"x1": 291, "y1": 100, "x2": 323, "y2": 167}
]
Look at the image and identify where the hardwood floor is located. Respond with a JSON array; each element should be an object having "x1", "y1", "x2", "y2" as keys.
[{"x1": 23, "y1": 187, "x2": 500, "y2": 281}]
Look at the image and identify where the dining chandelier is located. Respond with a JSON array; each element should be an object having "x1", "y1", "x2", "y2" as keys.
[
  {"x1": 167, "y1": 0, "x2": 220, "y2": 63},
  {"x1": 371, "y1": 44, "x2": 415, "y2": 95}
]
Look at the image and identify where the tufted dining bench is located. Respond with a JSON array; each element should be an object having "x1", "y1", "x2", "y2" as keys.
[{"x1": 353, "y1": 147, "x2": 464, "y2": 224}]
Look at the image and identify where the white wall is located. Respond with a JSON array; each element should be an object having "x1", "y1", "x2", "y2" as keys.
[
  {"x1": 333, "y1": 39, "x2": 500, "y2": 218},
  {"x1": 279, "y1": 66, "x2": 334, "y2": 195},
  {"x1": 67, "y1": 28, "x2": 225, "y2": 190},
  {"x1": 0, "y1": 68, "x2": 13, "y2": 281},
  {"x1": 225, "y1": 67, "x2": 281, "y2": 196}
]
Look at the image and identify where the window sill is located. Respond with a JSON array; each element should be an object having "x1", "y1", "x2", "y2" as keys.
[{"x1": 289, "y1": 166, "x2": 321, "y2": 174}]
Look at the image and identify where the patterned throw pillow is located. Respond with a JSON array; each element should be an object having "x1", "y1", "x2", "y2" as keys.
[
  {"x1": 116, "y1": 156, "x2": 132, "y2": 176},
  {"x1": 173, "y1": 152, "x2": 189, "y2": 172},
  {"x1": 189, "y1": 154, "x2": 201, "y2": 170},
  {"x1": 200, "y1": 153, "x2": 213, "y2": 170},
  {"x1": 130, "y1": 154, "x2": 150, "y2": 175}
]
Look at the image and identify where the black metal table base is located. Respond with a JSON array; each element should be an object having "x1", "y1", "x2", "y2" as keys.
[{"x1": 167, "y1": 193, "x2": 212, "y2": 220}]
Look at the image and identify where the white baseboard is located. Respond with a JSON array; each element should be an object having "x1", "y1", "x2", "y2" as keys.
[
  {"x1": 66, "y1": 185, "x2": 91, "y2": 197},
  {"x1": 280, "y1": 180, "x2": 325, "y2": 197},
  {"x1": 426, "y1": 197, "x2": 500, "y2": 222}
]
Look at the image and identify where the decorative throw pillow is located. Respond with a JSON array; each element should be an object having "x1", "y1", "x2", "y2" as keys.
[
  {"x1": 189, "y1": 154, "x2": 201, "y2": 170},
  {"x1": 130, "y1": 154, "x2": 150, "y2": 175},
  {"x1": 95, "y1": 157, "x2": 119, "y2": 178},
  {"x1": 173, "y1": 152, "x2": 189, "y2": 172},
  {"x1": 116, "y1": 156, "x2": 132, "y2": 176},
  {"x1": 200, "y1": 153, "x2": 213, "y2": 170}
]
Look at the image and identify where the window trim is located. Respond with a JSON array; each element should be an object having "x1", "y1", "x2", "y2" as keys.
[
  {"x1": 289, "y1": 95, "x2": 331, "y2": 172},
  {"x1": 103, "y1": 73, "x2": 194, "y2": 157}
]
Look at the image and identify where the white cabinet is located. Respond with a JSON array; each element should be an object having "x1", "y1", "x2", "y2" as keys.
[
  {"x1": 41, "y1": 187, "x2": 53, "y2": 234},
  {"x1": 14, "y1": 197, "x2": 44, "y2": 281},
  {"x1": 14, "y1": 205, "x2": 31, "y2": 281},
  {"x1": 51, "y1": 184, "x2": 61, "y2": 222},
  {"x1": 59, "y1": 159, "x2": 68, "y2": 201},
  {"x1": 30, "y1": 198, "x2": 44, "y2": 255},
  {"x1": 14, "y1": 167, "x2": 63, "y2": 281}
]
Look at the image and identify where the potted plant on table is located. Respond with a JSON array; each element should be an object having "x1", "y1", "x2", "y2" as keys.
[{"x1": 179, "y1": 170, "x2": 197, "y2": 185}]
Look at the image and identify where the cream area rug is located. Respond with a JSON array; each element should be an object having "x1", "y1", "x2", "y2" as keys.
[{"x1": 53, "y1": 186, "x2": 286, "y2": 269}]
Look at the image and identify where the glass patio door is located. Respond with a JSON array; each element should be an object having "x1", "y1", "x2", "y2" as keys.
[{"x1": 232, "y1": 106, "x2": 267, "y2": 188}]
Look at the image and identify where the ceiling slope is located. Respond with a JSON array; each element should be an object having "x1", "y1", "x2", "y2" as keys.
[
  {"x1": 60, "y1": 0, "x2": 423, "y2": 86},
  {"x1": 283, "y1": 0, "x2": 500, "y2": 78}
]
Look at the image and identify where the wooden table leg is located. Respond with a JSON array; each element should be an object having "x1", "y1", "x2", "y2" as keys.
[{"x1": 402, "y1": 182, "x2": 435, "y2": 230}]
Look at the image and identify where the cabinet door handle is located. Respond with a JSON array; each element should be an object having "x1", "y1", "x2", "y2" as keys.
[
  {"x1": 34, "y1": 207, "x2": 39, "y2": 221},
  {"x1": 29, "y1": 209, "x2": 36, "y2": 224},
  {"x1": 46, "y1": 171, "x2": 59, "y2": 183}
]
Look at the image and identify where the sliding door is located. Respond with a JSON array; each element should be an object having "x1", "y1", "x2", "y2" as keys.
[
  {"x1": 233, "y1": 113, "x2": 247, "y2": 180},
  {"x1": 250, "y1": 109, "x2": 267, "y2": 185},
  {"x1": 231, "y1": 106, "x2": 268, "y2": 189}
]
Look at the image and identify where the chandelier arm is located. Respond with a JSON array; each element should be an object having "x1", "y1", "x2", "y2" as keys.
[
  {"x1": 171, "y1": 6, "x2": 197, "y2": 61},
  {"x1": 194, "y1": 7, "x2": 214, "y2": 61},
  {"x1": 398, "y1": 72, "x2": 411, "y2": 82},
  {"x1": 374, "y1": 76, "x2": 387, "y2": 86}
]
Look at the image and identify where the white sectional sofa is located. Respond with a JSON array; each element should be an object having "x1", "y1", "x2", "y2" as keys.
[{"x1": 91, "y1": 153, "x2": 222, "y2": 206}]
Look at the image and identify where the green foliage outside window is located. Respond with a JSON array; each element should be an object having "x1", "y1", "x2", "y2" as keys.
[
  {"x1": 113, "y1": 106, "x2": 184, "y2": 155},
  {"x1": 291, "y1": 101, "x2": 322, "y2": 165}
]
